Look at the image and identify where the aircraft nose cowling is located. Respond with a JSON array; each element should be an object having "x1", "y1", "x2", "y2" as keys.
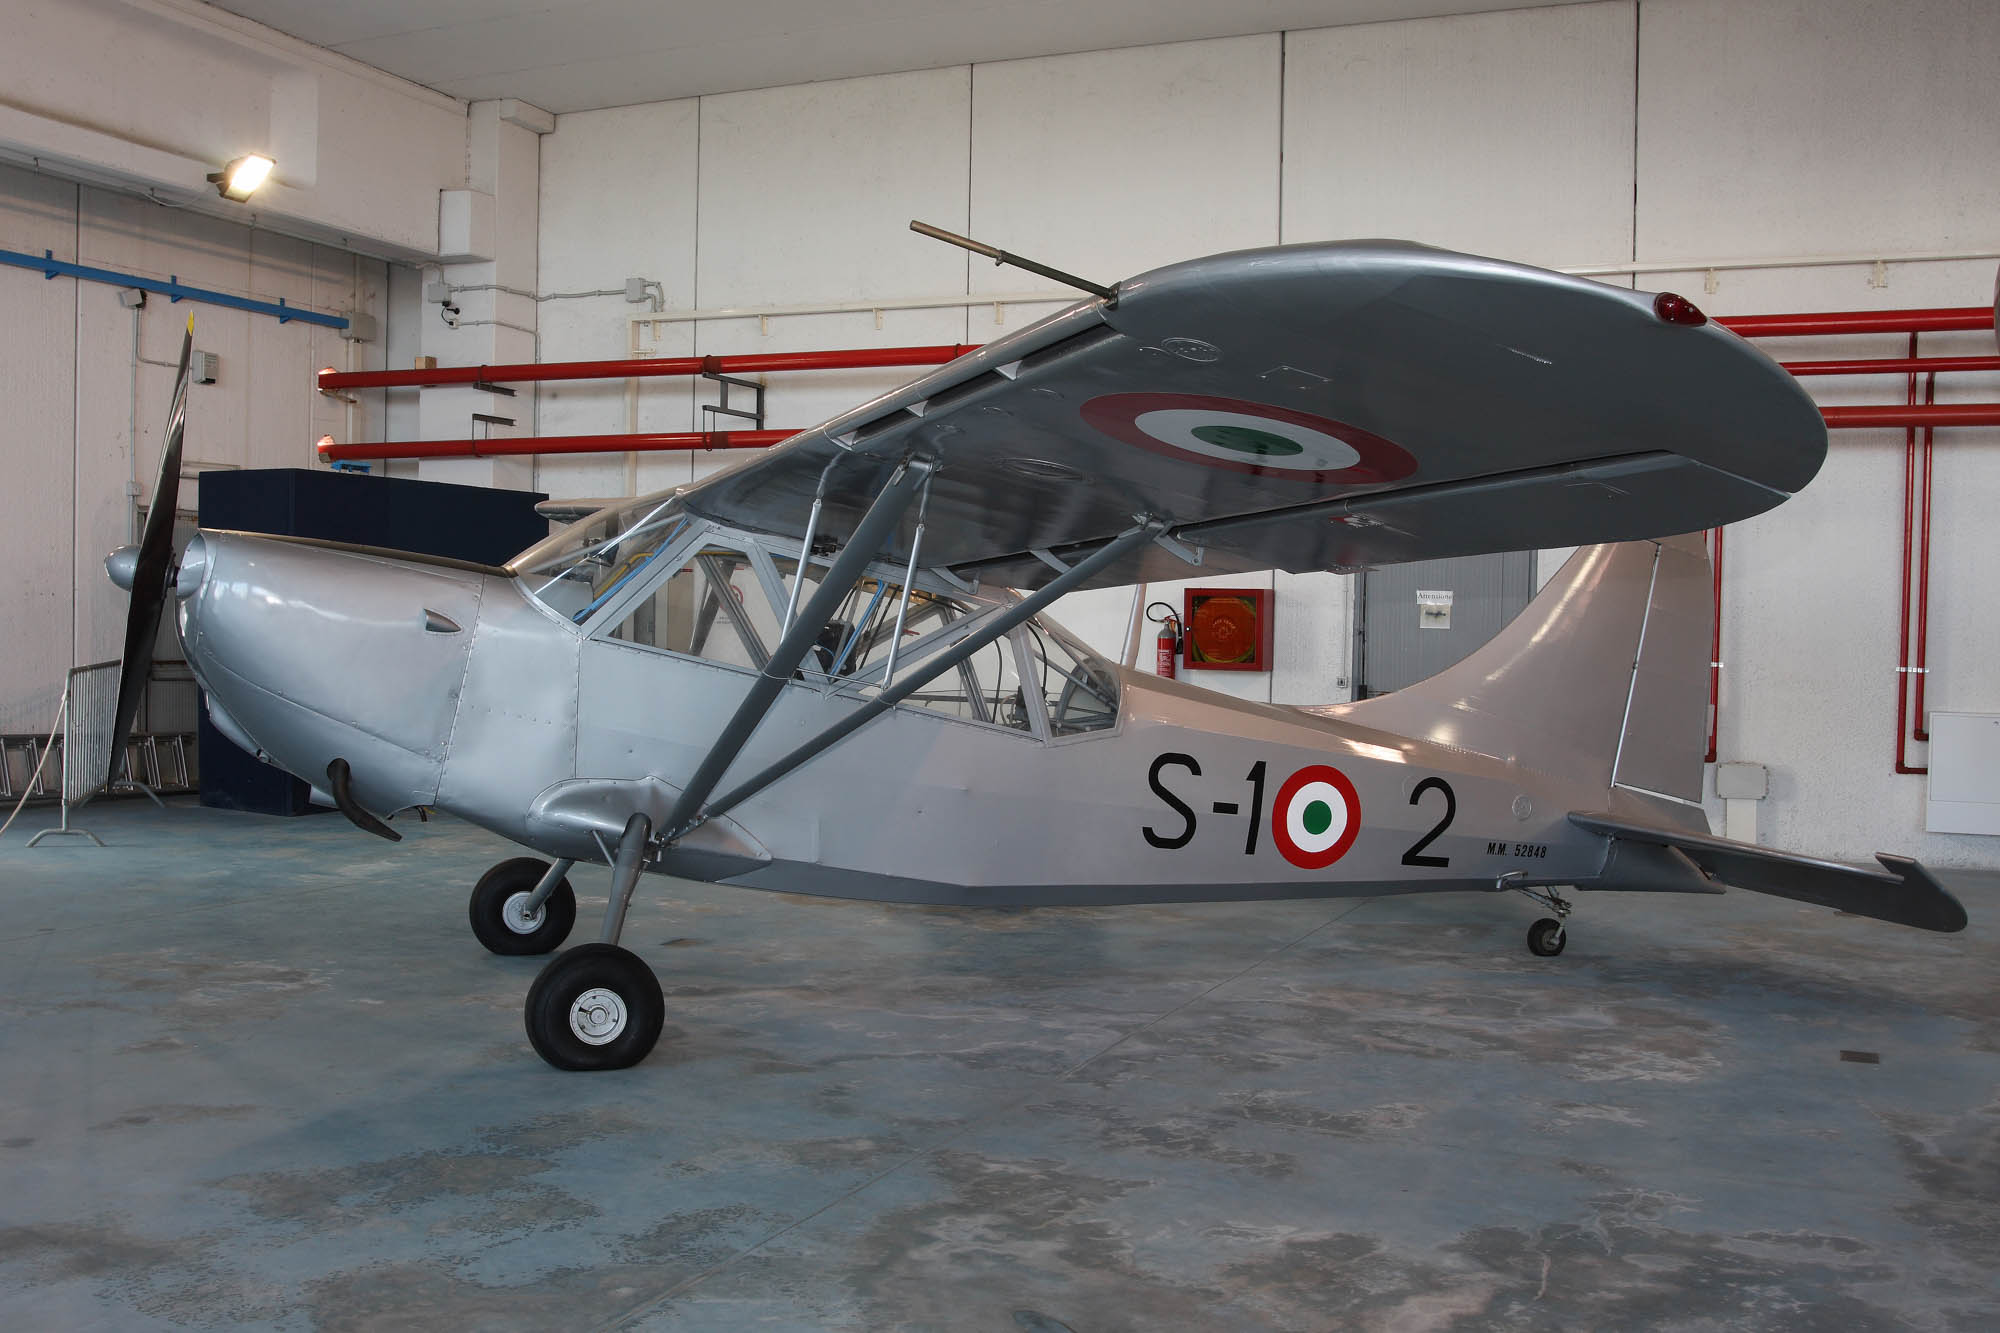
[
  {"x1": 178, "y1": 531, "x2": 485, "y2": 813},
  {"x1": 174, "y1": 532, "x2": 209, "y2": 599}
]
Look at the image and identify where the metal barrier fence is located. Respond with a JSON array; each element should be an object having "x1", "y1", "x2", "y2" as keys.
[
  {"x1": 25, "y1": 662, "x2": 118, "y2": 846},
  {"x1": 0, "y1": 661, "x2": 199, "y2": 846},
  {"x1": 63, "y1": 662, "x2": 118, "y2": 806}
]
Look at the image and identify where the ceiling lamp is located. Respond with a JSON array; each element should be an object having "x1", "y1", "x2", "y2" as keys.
[{"x1": 208, "y1": 155, "x2": 274, "y2": 202}]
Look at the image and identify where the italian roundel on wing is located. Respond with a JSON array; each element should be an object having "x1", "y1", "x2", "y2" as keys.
[
  {"x1": 1272, "y1": 765, "x2": 1363, "y2": 870},
  {"x1": 1079, "y1": 393, "x2": 1418, "y2": 485}
]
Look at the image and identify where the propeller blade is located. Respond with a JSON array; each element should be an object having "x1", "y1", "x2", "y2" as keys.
[{"x1": 107, "y1": 316, "x2": 194, "y2": 787}]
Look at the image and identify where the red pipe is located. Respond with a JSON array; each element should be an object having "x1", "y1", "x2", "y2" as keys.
[
  {"x1": 314, "y1": 307, "x2": 1998, "y2": 394},
  {"x1": 1894, "y1": 336, "x2": 1928, "y2": 775},
  {"x1": 1781, "y1": 354, "x2": 2000, "y2": 376},
  {"x1": 1821, "y1": 403, "x2": 2000, "y2": 429},
  {"x1": 319, "y1": 344, "x2": 977, "y2": 391},
  {"x1": 319, "y1": 430, "x2": 794, "y2": 461},
  {"x1": 1914, "y1": 373, "x2": 1936, "y2": 742},
  {"x1": 1720, "y1": 306, "x2": 1992, "y2": 337}
]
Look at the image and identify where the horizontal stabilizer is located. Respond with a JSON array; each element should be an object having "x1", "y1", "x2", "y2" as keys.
[{"x1": 1570, "y1": 812, "x2": 1968, "y2": 933}]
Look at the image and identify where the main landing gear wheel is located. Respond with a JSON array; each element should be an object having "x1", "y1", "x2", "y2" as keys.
[
  {"x1": 469, "y1": 858, "x2": 576, "y2": 956},
  {"x1": 524, "y1": 944, "x2": 665, "y2": 1071},
  {"x1": 1527, "y1": 917, "x2": 1567, "y2": 957}
]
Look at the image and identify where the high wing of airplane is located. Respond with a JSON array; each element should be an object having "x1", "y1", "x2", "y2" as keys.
[{"x1": 104, "y1": 240, "x2": 1966, "y2": 1072}]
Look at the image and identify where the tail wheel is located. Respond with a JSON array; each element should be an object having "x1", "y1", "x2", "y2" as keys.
[
  {"x1": 524, "y1": 944, "x2": 665, "y2": 1071},
  {"x1": 469, "y1": 857, "x2": 576, "y2": 956},
  {"x1": 1526, "y1": 917, "x2": 1567, "y2": 957}
]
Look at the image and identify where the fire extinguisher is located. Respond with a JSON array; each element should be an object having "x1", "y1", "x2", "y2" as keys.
[{"x1": 1146, "y1": 602, "x2": 1183, "y2": 679}]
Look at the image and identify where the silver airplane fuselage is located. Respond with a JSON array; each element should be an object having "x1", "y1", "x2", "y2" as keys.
[{"x1": 174, "y1": 515, "x2": 1692, "y2": 910}]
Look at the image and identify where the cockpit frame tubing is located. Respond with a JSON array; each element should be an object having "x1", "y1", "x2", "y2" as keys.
[
  {"x1": 689, "y1": 518, "x2": 1163, "y2": 834},
  {"x1": 659, "y1": 459, "x2": 931, "y2": 842}
]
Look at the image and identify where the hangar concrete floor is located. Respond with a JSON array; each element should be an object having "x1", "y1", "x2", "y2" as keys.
[{"x1": 0, "y1": 801, "x2": 1994, "y2": 1332}]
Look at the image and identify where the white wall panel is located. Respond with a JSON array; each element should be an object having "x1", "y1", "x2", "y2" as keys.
[
  {"x1": 0, "y1": 160, "x2": 382, "y2": 734},
  {"x1": 1283, "y1": 3, "x2": 1635, "y2": 265},
  {"x1": 539, "y1": 100, "x2": 700, "y2": 500},
  {"x1": 688, "y1": 70, "x2": 973, "y2": 494},
  {"x1": 971, "y1": 37, "x2": 1283, "y2": 292},
  {"x1": 70, "y1": 259, "x2": 143, "y2": 674},
  {"x1": 1637, "y1": 0, "x2": 2000, "y2": 261},
  {"x1": 697, "y1": 70, "x2": 972, "y2": 309},
  {"x1": 1273, "y1": 569, "x2": 1355, "y2": 704},
  {"x1": 0, "y1": 168, "x2": 80, "y2": 734}
]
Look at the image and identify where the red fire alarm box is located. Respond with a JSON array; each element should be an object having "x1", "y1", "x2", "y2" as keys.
[{"x1": 1183, "y1": 588, "x2": 1273, "y2": 671}]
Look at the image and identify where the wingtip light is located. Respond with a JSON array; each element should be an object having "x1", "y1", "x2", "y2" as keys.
[{"x1": 1653, "y1": 291, "x2": 1708, "y2": 326}]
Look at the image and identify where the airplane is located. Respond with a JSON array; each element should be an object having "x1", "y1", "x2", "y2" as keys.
[{"x1": 100, "y1": 239, "x2": 1967, "y2": 1072}]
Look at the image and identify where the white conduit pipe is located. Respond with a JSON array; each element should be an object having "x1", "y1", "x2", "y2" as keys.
[{"x1": 629, "y1": 247, "x2": 2000, "y2": 330}]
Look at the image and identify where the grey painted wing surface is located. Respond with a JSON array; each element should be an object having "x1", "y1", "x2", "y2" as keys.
[
  {"x1": 682, "y1": 241, "x2": 1828, "y2": 589},
  {"x1": 1569, "y1": 812, "x2": 1969, "y2": 932}
]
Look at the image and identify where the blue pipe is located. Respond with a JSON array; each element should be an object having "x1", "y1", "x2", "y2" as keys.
[{"x1": 0, "y1": 246, "x2": 349, "y2": 329}]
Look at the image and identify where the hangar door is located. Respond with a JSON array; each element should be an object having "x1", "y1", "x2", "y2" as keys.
[{"x1": 1352, "y1": 551, "x2": 1537, "y2": 699}]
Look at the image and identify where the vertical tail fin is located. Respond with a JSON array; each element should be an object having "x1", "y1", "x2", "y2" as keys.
[{"x1": 1324, "y1": 535, "x2": 1712, "y2": 806}]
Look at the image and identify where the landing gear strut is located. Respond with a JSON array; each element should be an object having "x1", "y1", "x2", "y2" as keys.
[{"x1": 523, "y1": 813, "x2": 665, "y2": 1071}]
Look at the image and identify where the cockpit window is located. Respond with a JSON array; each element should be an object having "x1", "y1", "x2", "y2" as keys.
[
  {"x1": 516, "y1": 494, "x2": 1119, "y2": 738},
  {"x1": 1022, "y1": 617, "x2": 1121, "y2": 735},
  {"x1": 606, "y1": 546, "x2": 770, "y2": 669},
  {"x1": 852, "y1": 599, "x2": 1034, "y2": 732},
  {"x1": 769, "y1": 558, "x2": 970, "y2": 685},
  {"x1": 511, "y1": 493, "x2": 688, "y2": 623}
]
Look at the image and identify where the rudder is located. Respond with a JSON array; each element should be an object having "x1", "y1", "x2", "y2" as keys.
[{"x1": 1317, "y1": 534, "x2": 1713, "y2": 807}]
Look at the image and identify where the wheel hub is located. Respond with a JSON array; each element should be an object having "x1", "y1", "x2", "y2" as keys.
[
  {"x1": 502, "y1": 891, "x2": 545, "y2": 935},
  {"x1": 569, "y1": 987, "x2": 628, "y2": 1045}
]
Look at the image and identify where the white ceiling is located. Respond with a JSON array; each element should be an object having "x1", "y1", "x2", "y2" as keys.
[{"x1": 206, "y1": 0, "x2": 1595, "y2": 115}]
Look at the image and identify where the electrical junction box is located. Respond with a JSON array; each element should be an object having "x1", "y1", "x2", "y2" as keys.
[
  {"x1": 1716, "y1": 762, "x2": 1768, "y2": 800},
  {"x1": 191, "y1": 350, "x2": 219, "y2": 384},
  {"x1": 1927, "y1": 711, "x2": 2000, "y2": 835},
  {"x1": 338, "y1": 311, "x2": 377, "y2": 342}
]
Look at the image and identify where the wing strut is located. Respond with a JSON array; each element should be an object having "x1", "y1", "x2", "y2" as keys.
[
  {"x1": 675, "y1": 516, "x2": 1166, "y2": 841},
  {"x1": 779, "y1": 452, "x2": 847, "y2": 636},
  {"x1": 657, "y1": 459, "x2": 933, "y2": 842},
  {"x1": 880, "y1": 468, "x2": 935, "y2": 687}
]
